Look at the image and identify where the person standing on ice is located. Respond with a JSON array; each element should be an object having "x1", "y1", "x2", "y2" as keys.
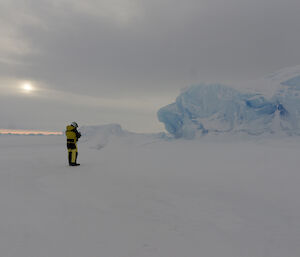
[{"x1": 65, "y1": 122, "x2": 81, "y2": 166}]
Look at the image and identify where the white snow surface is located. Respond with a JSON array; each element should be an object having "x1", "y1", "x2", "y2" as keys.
[{"x1": 1, "y1": 126, "x2": 300, "y2": 257}]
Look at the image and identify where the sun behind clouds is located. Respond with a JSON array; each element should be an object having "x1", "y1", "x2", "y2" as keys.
[{"x1": 21, "y1": 82, "x2": 34, "y2": 93}]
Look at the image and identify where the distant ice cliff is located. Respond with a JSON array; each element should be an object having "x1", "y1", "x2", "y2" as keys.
[{"x1": 158, "y1": 66, "x2": 300, "y2": 138}]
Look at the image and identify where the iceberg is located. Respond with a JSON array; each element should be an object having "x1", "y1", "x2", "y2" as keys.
[{"x1": 158, "y1": 66, "x2": 300, "y2": 138}]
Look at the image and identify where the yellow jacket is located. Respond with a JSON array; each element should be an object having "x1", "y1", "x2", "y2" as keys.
[{"x1": 65, "y1": 125, "x2": 81, "y2": 143}]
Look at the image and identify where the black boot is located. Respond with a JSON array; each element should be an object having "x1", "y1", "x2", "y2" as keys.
[
  {"x1": 68, "y1": 152, "x2": 72, "y2": 166},
  {"x1": 70, "y1": 163, "x2": 80, "y2": 166}
]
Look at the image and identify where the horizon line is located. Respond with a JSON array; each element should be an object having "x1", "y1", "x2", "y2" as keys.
[{"x1": 0, "y1": 129, "x2": 63, "y2": 135}]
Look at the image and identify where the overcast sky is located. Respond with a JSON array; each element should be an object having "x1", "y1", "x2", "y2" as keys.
[{"x1": 1, "y1": 0, "x2": 300, "y2": 132}]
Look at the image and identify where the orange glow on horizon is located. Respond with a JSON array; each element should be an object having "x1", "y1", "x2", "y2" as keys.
[{"x1": 0, "y1": 129, "x2": 63, "y2": 135}]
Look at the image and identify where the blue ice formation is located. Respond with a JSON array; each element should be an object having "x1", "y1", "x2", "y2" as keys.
[{"x1": 158, "y1": 79, "x2": 300, "y2": 138}]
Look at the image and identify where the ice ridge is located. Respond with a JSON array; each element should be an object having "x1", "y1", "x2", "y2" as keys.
[{"x1": 158, "y1": 67, "x2": 300, "y2": 138}]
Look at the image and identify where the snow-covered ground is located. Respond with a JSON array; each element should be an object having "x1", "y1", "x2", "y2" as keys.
[{"x1": 0, "y1": 131, "x2": 300, "y2": 257}]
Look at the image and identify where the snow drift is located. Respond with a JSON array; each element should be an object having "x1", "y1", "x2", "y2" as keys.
[
  {"x1": 79, "y1": 123, "x2": 166, "y2": 149},
  {"x1": 158, "y1": 66, "x2": 300, "y2": 138},
  {"x1": 79, "y1": 124, "x2": 127, "y2": 149}
]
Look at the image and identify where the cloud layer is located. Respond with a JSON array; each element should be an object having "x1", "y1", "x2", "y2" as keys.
[{"x1": 1, "y1": 0, "x2": 300, "y2": 131}]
